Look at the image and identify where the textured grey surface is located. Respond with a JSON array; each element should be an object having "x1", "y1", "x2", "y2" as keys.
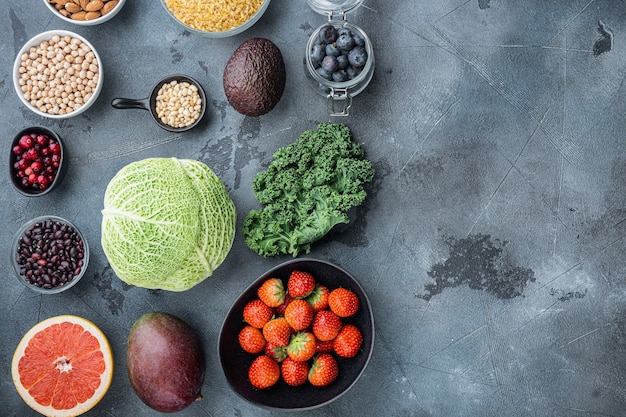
[{"x1": 2, "y1": 0, "x2": 626, "y2": 416}]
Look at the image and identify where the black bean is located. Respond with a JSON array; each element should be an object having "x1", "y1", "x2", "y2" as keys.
[{"x1": 15, "y1": 218, "x2": 85, "y2": 290}]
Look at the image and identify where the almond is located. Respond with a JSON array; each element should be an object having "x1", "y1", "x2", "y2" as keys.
[
  {"x1": 51, "y1": 0, "x2": 72, "y2": 5},
  {"x1": 65, "y1": 2, "x2": 82, "y2": 13},
  {"x1": 101, "y1": 0, "x2": 118, "y2": 14},
  {"x1": 85, "y1": 0, "x2": 104, "y2": 11},
  {"x1": 80, "y1": 0, "x2": 89, "y2": 9},
  {"x1": 85, "y1": 10, "x2": 102, "y2": 20},
  {"x1": 54, "y1": 2, "x2": 65, "y2": 10},
  {"x1": 70, "y1": 10, "x2": 87, "y2": 20}
]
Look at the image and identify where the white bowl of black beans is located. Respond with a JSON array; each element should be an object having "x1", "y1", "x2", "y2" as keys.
[{"x1": 11, "y1": 215, "x2": 89, "y2": 294}]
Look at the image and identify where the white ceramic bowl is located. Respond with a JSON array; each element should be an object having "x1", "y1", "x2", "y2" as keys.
[
  {"x1": 13, "y1": 30, "x2": 103, "y2": 119},
  {"x1": 42, "y1": 0, "x2": 126, "y2": 26},
  {"x1": 11, "y1": 215, "x2": 89, "y2": 294},
  {"x1": 160, "y1": 0, "x2": 271, "y2": 38}
]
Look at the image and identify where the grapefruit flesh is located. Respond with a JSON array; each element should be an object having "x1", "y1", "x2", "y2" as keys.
[{"x1": 12, "y1": 315, "x2": 114, "y2": 417}]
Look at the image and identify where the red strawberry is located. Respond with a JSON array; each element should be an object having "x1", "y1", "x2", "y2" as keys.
[
  {"x1": 286, "y1": 331, "x2": 317, "y2": 362},
  {"x1": 275, "y1": 293, "x2": 294, "y2": 317},
  {"x1": 315, "y1": 339, "x2": 334, "y2": 353},
  {"x1": 243, "y1": 299, "x2": 275, "y2": 328},
  {"x1": 333, "y1": 324, "x2": 363, "y2": 358},
  {"x1": 265, "y1": 341, "x2": 288, "y2": 362},
  {"x1": 308, "y1": 353, "x2": 338, "y2": 387},
  {"x1": 262, "y1": 317, "x2": 293, "y2": 347},
  {"x1": 287, "y1": 270, "x2": 316, "y2": 299},
  {"x1": 238, "y1": 325, "x2": 266, "y2": 354},
  {"x1": 257, "y1": 277, "x2": 285, "y2": 307},
  {"x1": 328, "y1": 287, "x2": 359, "y2": 317},
  {"x1": 306, "y1": 283, "x2": 330, "y2": 312},
  {"x1": 248, "y1": 355, "x2": 280, "y2": 389},
  {"x1": 284, "y1": 299, "x2": 314, "y2": 331},
  {"x1": 312, "y1": 310, "x2": 343, "y2": 341},
  {"x1": 281, "y1": 357, "x2": 310, "y2": 387}
]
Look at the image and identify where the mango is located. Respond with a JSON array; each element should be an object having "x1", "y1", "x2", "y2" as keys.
[{"x1": 127, "y1": 312, "x2": 205, "y2": 412}]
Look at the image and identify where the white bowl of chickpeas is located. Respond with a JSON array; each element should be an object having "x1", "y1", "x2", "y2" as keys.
[
  {"x1": 42, "y1": 0, "x2": 126, "y2": 26},
  {"x1": 160, "y1": 0, "x2": 271, "y2": 37},
  {"x1": 13, "y1": 30, "x2": 103, "y2": 119}
]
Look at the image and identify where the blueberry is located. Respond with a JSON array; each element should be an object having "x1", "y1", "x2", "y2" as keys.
[
  {"x1": 347, "y1": 65, "x2": 363, "y2": 80},
  {"x1": 337, "y1": 28, "x2": 352, "y2": 37},
  {"x1": 336, "y1": 54, "x2": 349, "y2": 70},
  {"x1": 353, "y1": 32, "x2": 365, "y2": 47},
  {"x1": 325, "y1": 42, "x2": 340, "y2": 57},
  {"x1": 310, "y1": 44, "x2": 325, "y2": 66},
  {"x1": 332, "y1": 69, "x2": 348, "y2": 83},
  {"x1": 319, "y1": 25, "x2": 338, "y2": 44},
  {"x1": 336, "y1": 33, "x2": 355, "y2": 52},
  {"x1": 321, "y1": 55, "x2": 339, "y2": 73},
  {"x1": 348, "y1": 46, "x2": 368, "y2": 67},
  {"x1": 316, "y1": 66, "x2": 332, "y2": 80}
]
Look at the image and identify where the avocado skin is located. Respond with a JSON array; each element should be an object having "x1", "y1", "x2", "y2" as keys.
[{"x1": 223, "y1": 38, "x2": 286, "y2": 117}]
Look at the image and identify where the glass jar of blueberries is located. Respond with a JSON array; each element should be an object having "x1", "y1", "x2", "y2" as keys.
[{"x1": 304, "y1": 0, "x2": 374, "y2": 116}]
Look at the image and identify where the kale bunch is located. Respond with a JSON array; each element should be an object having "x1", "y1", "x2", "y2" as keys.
[{"x1": 243, "y1": 123, "x2": 374, "y2": 257}]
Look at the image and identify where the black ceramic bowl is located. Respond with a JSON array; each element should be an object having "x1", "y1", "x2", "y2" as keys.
[
  {"x1": 9, "y1": 126, "x2": 67, "y2": 196},
  {"x1": 218, "y1": 258, "x2": 374, "y2": 411},
  {"x1": 111, "y1": 75, "x2": 206, "y2": 132}
]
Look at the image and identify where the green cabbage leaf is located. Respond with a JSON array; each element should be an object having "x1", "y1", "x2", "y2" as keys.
[{"x1": 101, "y1": 157, "x2": 236, "y2": 291}]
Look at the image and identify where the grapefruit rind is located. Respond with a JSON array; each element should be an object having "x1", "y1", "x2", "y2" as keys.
[{"x1": 11, "y1": 315, "x2": 114, "y2": 417}]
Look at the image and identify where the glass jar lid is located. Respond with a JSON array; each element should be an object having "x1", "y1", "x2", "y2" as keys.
[{"x1": 306, "y1": 0, "x2": 365, "y2": 16}]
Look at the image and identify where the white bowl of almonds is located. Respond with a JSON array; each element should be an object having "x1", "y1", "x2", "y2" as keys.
[
  {"x1": 43, "y1": 0, "x2": 125, "y2": 25},
  {"x1": 13, "y1": 30, "x2": 103, "y2": 119}
]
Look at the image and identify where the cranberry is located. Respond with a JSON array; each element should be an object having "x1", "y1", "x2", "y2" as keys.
[
  {"x1": 49, "y1": 142, "x2": 61, "y2": 155},
  {"x1": 37, "y1": 175, "x2": 49, "y2": 189},
  {"x1": 24, "y1": 148, "x2": 39, "y2": 161},
  {"x1": 18, "y1": 135, "x2": 34, "y2": 150},
  {"x1": 30, "y1": 161, "x2": 43, "y2": 173},
  {"x1": 28, "y1": 173, "x2": 37, "y2": 184},
  {"x1": 17, "y1": 159, "x2": 29, "y2": 170},
  {"x1": 13, "y1": 145, "x2": 23, "y2": 155},
  {"x1": 36, "y1": 134, "x2": 49, "y2": 147}
]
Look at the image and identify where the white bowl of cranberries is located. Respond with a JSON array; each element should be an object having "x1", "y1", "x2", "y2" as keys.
[
  {"x1": 218, "y1": 258, "x2": 374, "y2": 411},
  {"x1": 10, "y1": 126, "x2": 66, "y2": 196}
]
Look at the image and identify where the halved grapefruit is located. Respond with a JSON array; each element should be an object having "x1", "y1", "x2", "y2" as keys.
[{"x1": 11, "y1": 315, "x2": 114, "y2": 417}]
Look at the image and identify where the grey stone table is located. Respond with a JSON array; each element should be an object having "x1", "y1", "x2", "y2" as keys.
[{"x1": 2, "y1": 1, "x2": 625, "y2": 416}]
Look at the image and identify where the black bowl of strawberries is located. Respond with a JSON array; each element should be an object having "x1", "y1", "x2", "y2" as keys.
[
  {"x1": 218, "y1": 258, "x2": 374, "y2": 411},
  {"x1": 10, "y1": 126, "x2": 67, "y2": 196}
]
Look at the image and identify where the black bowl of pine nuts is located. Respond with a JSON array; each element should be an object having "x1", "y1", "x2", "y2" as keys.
[
  {"x1": 11, "y1": 216, "x2": 89, "y2": 294},
  {"x1": 111, "y1": 74, "x2": 206, "y2": 132},
  {"x1": 13, "y1": 30, "x2": 103, "y2": 119}
]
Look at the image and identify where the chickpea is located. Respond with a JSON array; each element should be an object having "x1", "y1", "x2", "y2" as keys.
[{"x1": 18, "y1": 35, "x2": 99, "y2": 115}]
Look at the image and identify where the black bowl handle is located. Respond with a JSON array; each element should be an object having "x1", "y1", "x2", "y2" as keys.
[{"x1": 111, "y1": 97, "x2": 150, "y2": 111}]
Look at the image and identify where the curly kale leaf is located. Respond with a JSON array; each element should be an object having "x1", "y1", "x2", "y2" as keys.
[{"x1": 242, "y1": 123, "x2": 374, "y2": 257}]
